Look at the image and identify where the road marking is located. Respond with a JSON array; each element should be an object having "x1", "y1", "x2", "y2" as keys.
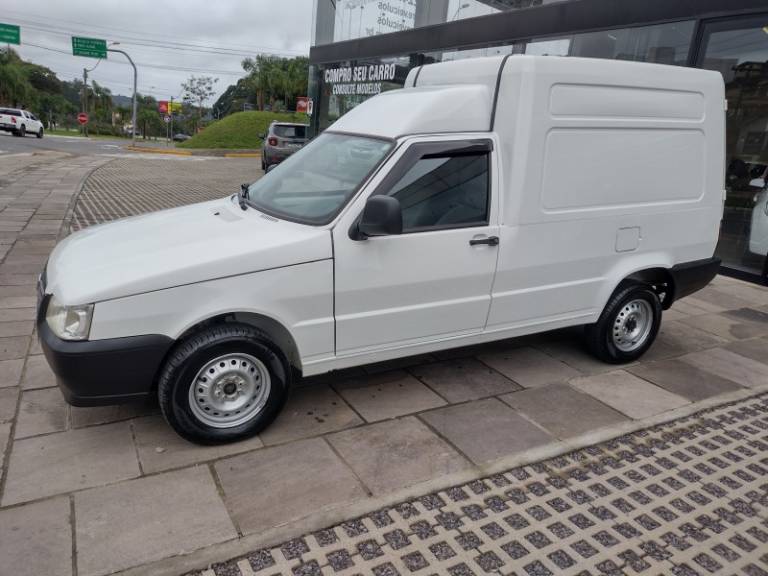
[{"x1": 101, "y1": 144, "x2": 120, "y2": 149}]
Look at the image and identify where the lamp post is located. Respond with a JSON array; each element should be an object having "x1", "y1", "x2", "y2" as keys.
[{"x1": 107, "y1": 42, "x2": 137, "y2": 146}]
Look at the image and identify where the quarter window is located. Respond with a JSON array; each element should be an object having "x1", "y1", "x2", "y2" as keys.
[{"x1": 384, "y1": 145, "x2": 490, "y2": 232}]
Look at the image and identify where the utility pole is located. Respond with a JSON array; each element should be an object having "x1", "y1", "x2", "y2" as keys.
[
  {"x1": 82, "y1": 68, "x2": 88, "y2": 137},
  {"x1": 170, "y1": 95, "x2": 174, "y2": 143},
  {"x1": 107, "y1": 46, "x2": 137, "y2": 146}
]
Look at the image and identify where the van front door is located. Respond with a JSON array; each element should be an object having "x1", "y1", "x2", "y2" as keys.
[{"x1": 333, "y1": 138, "x2": 499, "y2": 355}]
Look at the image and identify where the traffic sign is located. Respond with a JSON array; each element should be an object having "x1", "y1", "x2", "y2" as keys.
[
  {"x1": 77, "y1": 113, "x2": 88, "y2": 125},
  {"x1": 164, "y1": 115, "x2": 171, "y2": 123},
  {"x1": 72, "y1": 36, "x2": 107, "y2": 59},
  {"x1": 0, "y1": 23, "x2": 20, "y2": 45}
]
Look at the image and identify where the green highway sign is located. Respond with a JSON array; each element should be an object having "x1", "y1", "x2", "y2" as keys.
[
  {"x1": 72, "y1": 36, "x2": 107, "y2": 59},
  {"x1": 0, "y1": 23, "x2": 21, "y2": 45}
]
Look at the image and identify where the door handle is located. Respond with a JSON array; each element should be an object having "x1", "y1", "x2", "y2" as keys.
[{"x1": 469, "y1": 236, "x2": 499, "y2": 246}]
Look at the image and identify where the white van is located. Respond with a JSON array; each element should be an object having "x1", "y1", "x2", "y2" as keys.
[{"x1": 39, "y1": 56, "x2": 725, "y2": 443}]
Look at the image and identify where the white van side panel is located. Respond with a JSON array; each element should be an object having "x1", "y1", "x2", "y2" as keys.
[
  {"x1": 487, "y1": 56, "x2": 724, "y2": 331},
  {"x1": 89, "y1": 260, "x2": 335, "y2": 366}
]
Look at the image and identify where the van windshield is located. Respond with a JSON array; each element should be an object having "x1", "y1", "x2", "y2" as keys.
[{"x1": 246, "y1": 132, "x2": 393, "y2": 225}]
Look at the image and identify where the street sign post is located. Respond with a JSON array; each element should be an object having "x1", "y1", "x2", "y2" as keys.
[
  {"x1": 0, "y1": 23, "x2": 20, "y2": 45},
  {"x1": 77, "y1": 113, "x2": 88, "y2": 125},
  {"x1": 72, "y1": 37, "x2": 107, "y2": 59}
]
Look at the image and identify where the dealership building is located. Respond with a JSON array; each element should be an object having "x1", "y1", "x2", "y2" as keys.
[{"x1": 308, "y1": 0, "x2": 768, "y2": 282}]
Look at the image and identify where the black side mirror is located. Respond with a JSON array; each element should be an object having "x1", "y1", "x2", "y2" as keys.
[{"x1": 352, "y1": 195, "x2": 403, "y2": 240}]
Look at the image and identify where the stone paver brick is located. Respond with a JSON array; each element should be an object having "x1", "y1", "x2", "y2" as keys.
[
  {"x1": 259, "y1": 384, "x2": 363, "y2": 446},
  {"x1": 478, "y1": 346, "x2": 581, "y2": 388},
  {"x1": 628, "y1": 357, "x2": 744, "y2": 402},
  {"x1": 334, "y1": 370, "x2": 446, "y2": 422},
  {"x1": 132, "y1": 414, "x2": 264, "y2": 474},
  {"x1": 2, "y1": 421, "x2": 140, "y2": 505},
  {"x1": 21, "y1": 354, "x2": 57, "y2": 390},
  {"x1": 14, "y1": 386, "x2": 69, "y2": 438},
  {"x1": 500, "y1": 382, "x2": 628, "y2": 439},
  {"x1": 409, "y1": 358, "x2": 521, "y2": 403},
  {"x1": 328, "y1": 417, "x2": 471, "y2": 496},
  {"x1": 76, "y1": 466, "x2": 237, "y2": 576},
  {"x1": 215, "y1": 437, "x2": 366, "y2": 535},
  {"x1": 0, "y1": 496, "x2": 72, "y2": 576},
  {"x1": 570, "y1": 369, "x2": 690, "y2": 419},
  {"x1": 420, "y1": 397, "x2": 554, "y2": 465}
]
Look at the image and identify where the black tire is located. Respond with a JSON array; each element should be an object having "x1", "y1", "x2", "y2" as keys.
[
  {"x1": 585, "y1": 283, "x2": 662, "y2": 364},
  {"x1": 261, "y1": 155, "x2": 266, "y2": 171},
  {"x1": 158, "y1": 323, "x2": 290, "y2": 444},
  {"x1": 19, "y1": 125, "x2": 26, "y2": 137},
  {"x1": 36, "y1": 128, "x2": 43, "y2": 139}
]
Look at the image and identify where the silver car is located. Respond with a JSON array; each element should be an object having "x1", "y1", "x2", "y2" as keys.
[{"x1": 261, "y1": 121, "x2": 309, "y2": 170}]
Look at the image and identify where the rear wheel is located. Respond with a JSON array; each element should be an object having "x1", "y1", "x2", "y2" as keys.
[
  {"x1": 585, "y1": 283, "x2": 662, "y2": 363},
  {"x1": 158, "y1": 324, "x2": 290, "y2": 444},
  {"x1": 19, "y1": 125, "x2": 26, "y2": 137}
]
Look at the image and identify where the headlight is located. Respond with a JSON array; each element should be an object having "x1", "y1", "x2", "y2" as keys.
[{"x1": 45, "y1": 296, "x2": 93, "y2": 341}]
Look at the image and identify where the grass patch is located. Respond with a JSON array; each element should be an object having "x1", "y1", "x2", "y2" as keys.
[
  {"x1": 178, "y1": 111, "x2": 307, "y2": 149},
  {"x1": 47, "y1": 129, "x2": 130, "y2": 140}
]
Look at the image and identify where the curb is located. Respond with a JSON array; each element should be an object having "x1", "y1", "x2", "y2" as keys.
[
  {"x1": 223, "y1": 152, "x2": 261, "y2": 158},
  {"x1": 124, "y1": 146, "x2": 192, "y2": 156}
]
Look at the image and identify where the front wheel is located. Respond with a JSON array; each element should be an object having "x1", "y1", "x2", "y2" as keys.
[
  {"x1": 585, "y1": 283, "x2": 661, "y2": 363},
  {"x1": 36, "y1": 128, "x2": 44, "y2": 139},
  {"x1": 158, "y1": 324, "x2": 290, "y2": 444}
]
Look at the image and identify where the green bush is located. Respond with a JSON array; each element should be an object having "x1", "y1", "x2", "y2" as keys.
[{"x1": 177, "y1": 110, "x2": 307, "y2": 149}]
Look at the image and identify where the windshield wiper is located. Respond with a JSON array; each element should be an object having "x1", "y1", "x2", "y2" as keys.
[{"x1": 237, "y1": 183, "x2": 250, "y2": 211}]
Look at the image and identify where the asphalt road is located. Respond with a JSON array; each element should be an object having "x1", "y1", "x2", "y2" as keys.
[{"x1": 0, "y1": 130, "x2": 131, "y2": 156}]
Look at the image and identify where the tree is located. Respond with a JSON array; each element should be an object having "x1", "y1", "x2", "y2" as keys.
[
  {"x1": 0, "y1": 48, "x2": 34, "y2": 107},
  {"x1": 182, "y1": 75, "x2": 218, "y2": 132},
  {"x1": 239, "y1": 55, "x2": 308, "y2": 113}
]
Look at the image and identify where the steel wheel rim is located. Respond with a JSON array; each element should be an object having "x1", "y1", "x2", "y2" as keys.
[
  {"x1": 188, "y1": 353, "x2": 271, "y2": 429},
  {"x1": 612, "y1": 299, "x2": 653, "y2": 352}
]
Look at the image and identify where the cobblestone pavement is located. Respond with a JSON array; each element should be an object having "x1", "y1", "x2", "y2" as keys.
[
  {"x1": 190, "y1": 394, "x2": 768, "y2": 576},
  {"x1": 71, "y1": 156, "x2": 262, "y2": 230}
]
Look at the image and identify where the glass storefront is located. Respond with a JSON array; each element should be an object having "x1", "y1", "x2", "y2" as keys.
[
  {"x1": 698, "y1": 16, "x2": 768, "y2": 278},
  {"x1": 310, "y1": 1, "x2": 768, "y2": 282}
]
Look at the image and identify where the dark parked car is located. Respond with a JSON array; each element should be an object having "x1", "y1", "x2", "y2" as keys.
[{"x1": 261, "y1": 122, "x2": 309, "y2": 170}]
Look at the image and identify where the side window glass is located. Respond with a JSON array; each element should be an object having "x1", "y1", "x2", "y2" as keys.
[{"x1": 388, "y1": 152, "x2": 489, "y2": 232}]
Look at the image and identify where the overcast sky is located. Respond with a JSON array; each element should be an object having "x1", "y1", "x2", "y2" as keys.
[{"x1": 5, "y1": 0, "x2": 313, "y2": 102}]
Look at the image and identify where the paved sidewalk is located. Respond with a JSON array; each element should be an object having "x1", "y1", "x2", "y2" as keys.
[
  {"x1": 71, "y1": 156, "x2": 263, "y2": 230},
  {"x1": 188, "y1": 393, "x2": 768, "y2": 576},
  {"x1": 1, "y1": 154, "x2": 768, "y2": 576}
]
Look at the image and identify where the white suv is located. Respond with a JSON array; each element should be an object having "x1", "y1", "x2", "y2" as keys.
[{"x1": 0, "y1": 108, "x2": 44, "y2": 138}]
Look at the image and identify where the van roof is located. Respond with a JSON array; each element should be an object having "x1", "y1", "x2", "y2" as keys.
[{"x1": 327, "y1": 54, "x2": 723, "y2": 140}]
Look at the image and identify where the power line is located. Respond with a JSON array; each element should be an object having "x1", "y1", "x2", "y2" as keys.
[
  {"x1": 22, "y1": 41, "x2": 246, "y2": 76},
  {"x1": 3, "y1": 12, "x2": 307, "y2": 58}
]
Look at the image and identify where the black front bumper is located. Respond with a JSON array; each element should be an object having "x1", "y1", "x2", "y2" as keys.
[
  {"x1": 669, "y1": 256, "x2": 721, "y2": 303},
  {"x1": 38, "y1": 312, "x2": 174, "y2": 407}
]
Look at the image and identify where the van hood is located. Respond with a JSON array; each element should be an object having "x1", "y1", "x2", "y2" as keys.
[{"x1": 46, "y1": 197, "x2": 332, "y2": 304}]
